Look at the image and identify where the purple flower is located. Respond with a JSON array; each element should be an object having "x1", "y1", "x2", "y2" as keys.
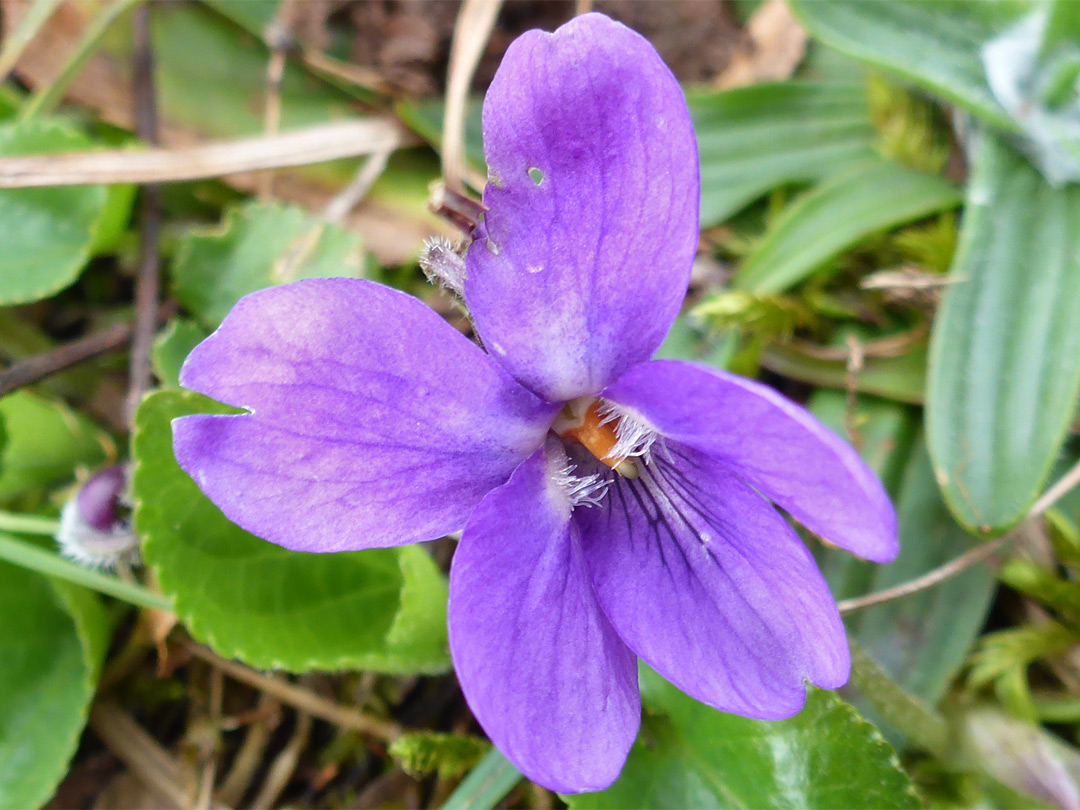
[{"x1": 173, "y1": 13, "x2": 897, "y2": 794}]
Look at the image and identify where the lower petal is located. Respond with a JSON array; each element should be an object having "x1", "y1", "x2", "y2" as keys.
[
  {"x1": 574, "y1": 444, "x2": 849, "y2": 720},
  {"x1": 449, "y1": 444, "x2": 640, "y2": 793}
]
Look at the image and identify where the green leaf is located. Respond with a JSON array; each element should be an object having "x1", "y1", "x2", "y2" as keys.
[
  {"x1": 0, "y1": 564, "x2": 108, "y2": 809},
  {"x1": 133, "y1": 390, "x2": 450, "y2": 673},
  {"x1": 441, "y1": 747, "x2": 521, "y2": 810},
  {"x1": 810, "y1": 393, "x2": 993, "y2": 715},
  {"x1": 150, "y1": 3, "x2": 358, "y2": 139},
  {"x1": 733, "y1": 159, "x2": 962, "y2": 293},
  {"x1": 395, "y1": 97, "x2": 487, "y2": 178},
  {"x1": 655, "y1": 316, "x2": 738, "y2": 368},
  {"x1": 790, "y1": 1, "x2": 1080, "y2": 184},
  {"x1": 689, "y1": 82, "x2": 879, "y2": 226},
  {"x1": 569, "y1": 670, "x2": 919, "y2": 810},
  {"x1": 0, "y1": 391, "x2": 111, "y2": 502},
  {"x1": 0, "y1": 119, "x2": 113, "y2": 305},
  {"x1": 927, "y1": 131, "x2": 1080, "y2": 534},
  {"x1": 788, "y1": 0, "x2": 1021, "y2": 132},
  {"x1": 171, "y1": 200, "x2": 369, "y2": 328},
  {"x1": 851, "y1": 440, "x2": 996, "y2": 706},
  {"x1": 151, "y1": 318, "x2": 208, "y2": 388}
]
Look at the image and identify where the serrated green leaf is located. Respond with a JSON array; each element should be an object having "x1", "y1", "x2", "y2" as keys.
[
  {"x1": 927, "y1": 131, "x2": 1080, "y2": 534},
  {"x1": 0, "y1": 564, "x2": 108, "y2": 809},
  {"x1": 0, "y1": 391, "x2": 112, "y2": 502},
  {"x1": 133, "y1": 390, "x2": 450, "y2": 674},
  {"x1": 151, "y1": 318, "x2": 208, "y2": 388},
  {"x1": 689, "y1": 82, "x2": 879, "y2": 226},
  {"x1": 569, "y1": 669, "x2": 919, "y2": 810},
  {"x1": 0, "y1": 119, "x2": 112, "y2": 305},
  {"x1": 171, "y1": 200, "x2": 369, "y2": 328},
  {"x1": 733, "y1": 159, "x2": 962, "y2": 293}
]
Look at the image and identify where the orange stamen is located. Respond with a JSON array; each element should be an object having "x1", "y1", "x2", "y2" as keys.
[{"x1": 558, "y1": 400, "x2": 623, "y2": 470}]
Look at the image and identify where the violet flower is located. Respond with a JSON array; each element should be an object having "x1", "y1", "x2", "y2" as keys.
[{"x1": 174, "y1": 13, "x2": 897, "y2": 793}]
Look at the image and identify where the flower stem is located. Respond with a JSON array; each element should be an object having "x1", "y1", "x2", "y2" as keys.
[
  {"x1": 848, "y1": 640, "x2": 949, "y2": 759},
  {"x1": 441, "y1": 746, "x2": 521, "y2": 810},
  {"x1": 0, "y1": 510, "x2": 61, "y2": 536},
  {"x1": 0, "y1": 531, "x2": 171, "y2": 612}
]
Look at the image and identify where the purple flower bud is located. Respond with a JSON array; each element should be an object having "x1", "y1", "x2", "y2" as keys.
[
  {"x1": 57, "y1": 464, "x2": 138, "y2": 569},
  {"x1": 76, "y1": 465, "x2": 127, "y2": 532}
]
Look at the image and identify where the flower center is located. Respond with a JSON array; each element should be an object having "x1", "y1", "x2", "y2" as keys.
[{"x1": 553, "y1": 398, "x2": 642, "y2": 479}]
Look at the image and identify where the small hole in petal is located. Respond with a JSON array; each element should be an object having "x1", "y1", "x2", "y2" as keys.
[{"x1": 528, "y1": 167, "x2": 544, "y2": 186}]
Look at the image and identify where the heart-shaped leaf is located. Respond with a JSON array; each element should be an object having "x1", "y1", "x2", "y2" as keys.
[
  {"x1": 133, "y1": 390, "x2": 450, "y2": 673},
  {"x1": 0, "y1": 120, "x2": 118, "y2": 305},
  {"x1": 171, "y1": 201, "x2": 369, "y2": 329},
  {"x1": 568, "y1": 669, "x2": 919, "y2": 810},
  {"x1": 0, "y1": 559, "x2": 109, "y2": 809}
]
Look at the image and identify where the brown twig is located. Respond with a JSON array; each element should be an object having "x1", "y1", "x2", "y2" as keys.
[
  {"x1": 0, "y1": 320, "x2": 128, "y2": 397},
  {"x1": 788, "y1": 324, "x2": 929, "y2": 362},
  {"x1": 0, "y1": 119, "x2": 412, "y2": 187},
  {"x1": 193, "y1": 666, "x2": 226, "y2": 810},
  {"x1": 250, "y1": 708, "x2": 312, "y2": 810},
  {"x1": 442, "y1": 0, "x2": 502, "y2": 192},
  {"x1": 843, "y1": 334, "x2": 864, "y2": 451},
  {"x1": 89, "y1": 699, "x2": 206, "y2": 809},
  {"x1": 837, "y1": 537, "x2": 1008, "y2": 615},
  {"x1": 179, "y1": 638, "x2": 403, "y2": 742},
  {"x1": 1030, "y1": 456, "x2": 1080, "y2": 519},
  {"x1": 321, "y1": 146, "x2": 393, "y2": 224},
  {"x1": 259, "y1": 0, "x2": 297, "y2": 200},
  {"x1": 0, "y1": 303, "x2": 174, "y2": 398},
  {"x1": 125, "y1": 3, "x2": 161, "y2": 426},
  {"x1": 218, "y1": 695, "x2": 280, "y2": 806},
  {"x1": 837, "y1": 455, "x2": 1080, "y2": 615}
]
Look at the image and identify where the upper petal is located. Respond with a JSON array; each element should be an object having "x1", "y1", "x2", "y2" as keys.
[
  {"x1": 602, "y1": 360, "x2": 898, "y2": 562},
  {"x1": 174, "y1": 278, "x2": 556, "y2": 552},
  {"x1": 449, "y1": 442, "x2": 640, "y2": 793},
  {"x1": 574, "y1": 444, "x2": 849, "y2": 719},
  {"x1": 465, "y1": 12, "x2": 700, "y2": 402}
]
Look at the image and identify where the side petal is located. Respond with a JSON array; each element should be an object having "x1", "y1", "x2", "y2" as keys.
[
  {"x1": 574, "y1": 444, "x2": 849, "y2": 720},
  {"x1": 450, "y1": 443, "x2": 640, "y2": 793},
  {"x1": 174, "y1": 278, "x2": 556, "y2": 552},
  {"x1": 602, "y1": 360, "x2": 898, "y2": 562},
  {"x1": 465, "y1": 12, "x2": 700, "y2": 402}
]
